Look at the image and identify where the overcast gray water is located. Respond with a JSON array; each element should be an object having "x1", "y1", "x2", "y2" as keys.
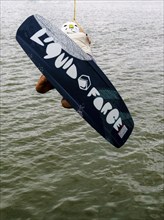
[{"x1": 1, "y1": 1, "x2": 164, "y2": 220}]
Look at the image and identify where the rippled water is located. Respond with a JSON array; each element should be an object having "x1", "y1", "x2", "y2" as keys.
[{"x1": 1, "y1": 1, "x2": 164, "y2": 220}]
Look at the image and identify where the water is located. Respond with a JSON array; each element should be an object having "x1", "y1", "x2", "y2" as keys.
[{"x1": 0, "y1": 1, "x2": 163, "y2": 219}]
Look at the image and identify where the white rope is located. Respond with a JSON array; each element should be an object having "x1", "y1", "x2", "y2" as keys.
[{"x1": 73, "y1": 0, "x2": 76, "y2": 21}]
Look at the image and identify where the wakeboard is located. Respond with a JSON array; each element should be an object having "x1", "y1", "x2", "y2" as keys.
[{"x1": 16, "y1": 14, "x2": 134, "y2": 148}]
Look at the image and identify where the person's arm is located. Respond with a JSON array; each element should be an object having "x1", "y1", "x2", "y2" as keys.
[
  {"x1": 75, "y1": 21, "x2": 91, "y2": 45},
  {"x1": 86, "y1": 34, "x2": 91, "y2": 45}
]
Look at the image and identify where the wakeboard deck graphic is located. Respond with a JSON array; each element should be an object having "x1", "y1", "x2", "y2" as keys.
[{"x1": 16, "y1": 14, "x2": 134, "y2": 148}]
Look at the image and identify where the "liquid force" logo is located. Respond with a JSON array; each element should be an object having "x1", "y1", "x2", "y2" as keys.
[{"x1": 30, "y1": 28, "x2": 128, "y2": 136}]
